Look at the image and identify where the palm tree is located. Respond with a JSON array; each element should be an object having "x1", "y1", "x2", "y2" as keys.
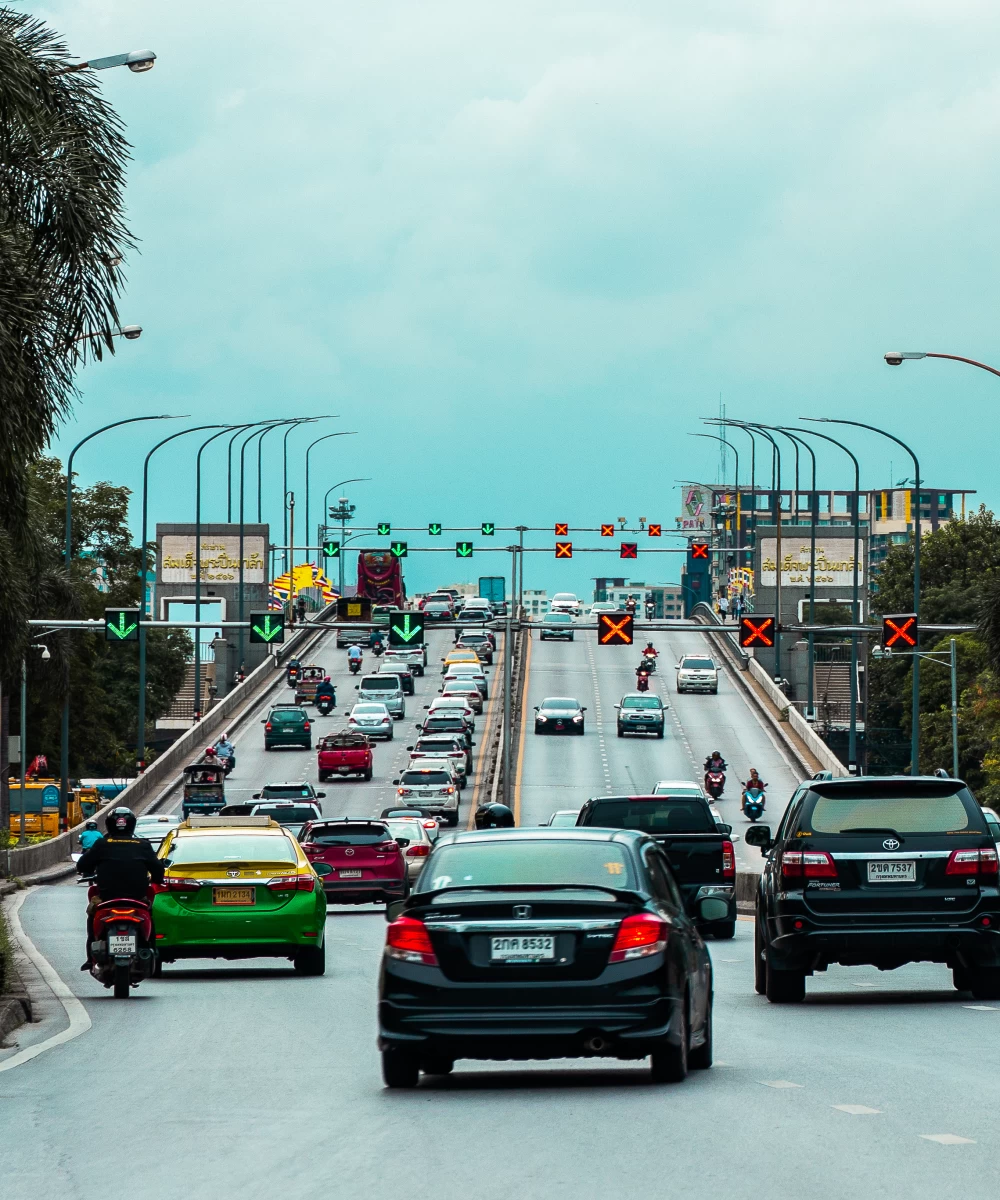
[{"x1": 0, "y1": 9, "x2": 134, "y2": 820}]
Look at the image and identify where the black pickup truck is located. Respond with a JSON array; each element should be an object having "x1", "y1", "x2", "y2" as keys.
[{"x1": 576, "y1": 794, "x2": 736, "y2": 937}]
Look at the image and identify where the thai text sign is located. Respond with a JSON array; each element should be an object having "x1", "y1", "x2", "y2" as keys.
[
  {"x1": 759, "y1": 539, "x2": 864, "y2": 588},
  {"x1": 159, "y1": 535, "x2": 266, "y2": 583}
]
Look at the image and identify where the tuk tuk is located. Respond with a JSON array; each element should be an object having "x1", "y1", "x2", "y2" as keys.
[
  {"x1": 295, "y1": 664, "x2": 327, "y2": 705},
  {"x1": 181, "y1": 761, "x2": 226, "y2": 818}
]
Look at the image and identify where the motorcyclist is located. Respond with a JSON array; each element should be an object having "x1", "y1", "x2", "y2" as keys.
[
  {"x1": 77, "y1": 807, "x2": 165, "y2": 969},
  {"x1": 625, "y1": 596, "x2": 638, "y2": 616},
  {"x1": 642, "y1": 641, "x2": 658, "y2": 661},
  {"x1": 315, "y1": 675, "x2": 336, "y2": 709},
  {"x1": 347, "y1": 642, "x2": 363, "y2": 665},
  {"x1": 703, "y1": 751, "x2": 727, "y2": 773},
  {"x1": 743, "y1": 768, "x2": 766, "y2": 794},
  {"x1": 286, "y1": 657, "x2": 301, "y2": 683},
  {"x1": 369, "y1": 628, "x2": 385, "y2": 653},
  {"x1": 215, "y1": 733, "x2": 235, "y2": 762},
  {"x1": 635, "y1": 666, "x2": 650, "y2": 691},
  {"x1": 295, "y1": 597, "x2": 307, "y2": 624},
  {"x1": 79, "y1": 819, "x2": 102, "y2": 851},
  {"x1": 474, "y1": 802, "x2": 515, "y2": 830}
]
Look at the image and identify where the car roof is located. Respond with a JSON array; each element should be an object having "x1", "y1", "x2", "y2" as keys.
[
  {"x1": 586, "y1": 794, "x2": 691, "y2": 803},
  {"x1": 540, "y1": 696, "x2": 582, "y2": 704},
  {"x1": 435, "y1": 828, "x2": 644, "y2": 847},
  {"x1": 653, "y1": 780, "x2": 703, "y2": 790},
  {"x1": 622, "y1": 691, "x2": 662, "y2": 700},
  {"x1": 252, "y1": 799, "x2": 319, "y2": 808}
]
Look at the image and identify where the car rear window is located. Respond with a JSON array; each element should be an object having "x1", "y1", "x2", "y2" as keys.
[
  {"x1": 622, "y1": 696, "x2": 662, "y2": 709},
  {"x1": 361, "y1": 676, "x2": 399, "y2": 690},
  {"x1": 401, "y1": 770, "x2": 451, "y2": 785},
  {"x1": 803, "y1": 784, "x2": 981, "y2": 835},
  {"x1": 270, "y1": 709, "x2": 305, "y2": 723},
  {"x1": 546, "y1": 613, "x2": 572, "y2": 622},
  {"x1": 303, "y1": 824, "x2": 389, "y2": 845},
  {"x1": 426, "y1": 717, "x2": 464, "y2": 730},
  {"x1": 252, "y1": 805, "x2": 319, "y2": 824},
  {"x1": 261, "y1": 786, "x2": 314, "y2": 798},
  {"x1": 582, "y1": 798, "x2": 715, "y2": 833},
  {"x1": 354, "y1": 704, "x2": 388, "y2": 714},
  {"x1": 419, "y1": 841, "x2": 634, "y2": 891},
  {"x1": 682, "y1": 659, "x2": 715, "y2": 670},
  {"x1": 417, "y1": 739, "x2": 460, "y2": 752},
  {"x1": 168, "y1": 835, "x2": 296, "y2": 864}
]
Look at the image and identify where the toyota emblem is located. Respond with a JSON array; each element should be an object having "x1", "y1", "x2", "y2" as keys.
[
  {"x1": 226, "y1": 869, "x2": 240, "y2": 878},
  {"x1": 345, "y1": 848, "x2": 354, "y2": 856},
  {"x1": 883, "y1": 838, "x2": 901, "y2": 851},
  {"x1": 513, "y1": 905, "x2": 532, "y2": 919}
]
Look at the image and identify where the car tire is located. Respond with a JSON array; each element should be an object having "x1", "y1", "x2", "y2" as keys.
[
  {"x1": 363, "y1": 767, "x2": 373, "y2": 781},
  {"x1": 711, "y1": 687, "x2": 718, "y2": 695},
  {"x1": 754, "y1": 917, "x2": 767, "y2": 995},
  {"x1": 421, "y1": 1057, "x2": 454, "y2": 1076},
  {"x1": 688, "y1": 993, "x2": 713, "y2": 1071},
  {"x1": 617, "y1": 727, "x2": 625, "y2": 738},
  {"x1": 382, "y1": 1049, "x2": 419, "y2": 1089},
  {"x1": 765, "y1": 942, "x2": 805, "y2": 1003},
  {"x1": 711, "y1": 920, "x2": 736, "y2": 940},
  {"x1": 386, "y1": 730, "x2": 393, "y2": 741},
  {"x1": 966, "y1": 966, "x2": 1000, "y2": 1000},
  {"x1": 293, "y1": 943, "x2": 326, "y2": 976},
  {"x1": 318, "y1": 772, "x2": 327, "y2": 783},
  {"x1": 650, "y1": 996, "x2": 688, "y2": 1083},
  {"x1": 153, "y1": 956, "x2": 165, "y2": 978}
]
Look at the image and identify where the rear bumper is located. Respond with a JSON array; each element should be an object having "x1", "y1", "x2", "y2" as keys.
[
  {"x1": 539, "y1": 630, "x2": 574, "y2": 640},
  {"x1": 769, "y1": 913, "x2": 1000, "y2": 968},
  {"x1": 323, "y1": 878, "x2": 407, "y2": 904}
]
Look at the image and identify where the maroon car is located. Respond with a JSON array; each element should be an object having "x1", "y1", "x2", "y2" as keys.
[{"x1": 299, "y1": 819, "x2": 408, "y2": 905}]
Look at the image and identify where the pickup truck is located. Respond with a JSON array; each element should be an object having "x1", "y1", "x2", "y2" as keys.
[
  {"x1": 317, "y1": 731, "x2": 374, "y2": 782},
  {"x1": 576, "y1": 793, "x2": 736, "y2": 937}
]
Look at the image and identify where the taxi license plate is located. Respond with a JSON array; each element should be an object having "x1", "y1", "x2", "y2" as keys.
[
  {"x1": 108, "y1": 933, "x2": 136, "y2": 955},
  {"x1": 867, "y1": 860, "x2": 916, "y2": 883},
  {"x1": 491, "y1": 935, "x2": 555, "y2": 962},
  {"x1": 213, "y1": 887, "x2": 255, "y2": 905},
  {"x1": 339, "y1": 869, "x2": 363, "y2": 879}
]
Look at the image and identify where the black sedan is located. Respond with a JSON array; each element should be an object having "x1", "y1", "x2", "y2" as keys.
[
  {"x1": 534, "y1": 696, "x2": 586, "y2": 735},
  {"x1": 377, "y1": 828, "x2": 718, "y2": 1087}
]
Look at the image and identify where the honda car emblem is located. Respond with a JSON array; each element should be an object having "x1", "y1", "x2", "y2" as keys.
[
  {"x1": 883, "y1": 838, "x2": 900, "y2": 851},
  {"x1": 513, "y1": 905, "x2": 532, "y2": 919}
]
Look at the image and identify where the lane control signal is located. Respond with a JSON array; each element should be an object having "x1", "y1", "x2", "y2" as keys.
[
  {"x1": 739, "y1": 615, "x2": 776, "y2": 649},
  {"x1": 105, "y1": 608, "x2": 140, "y2": 642},
  {"x1": 250, "y1": 611, "x2": 285, "y2": 644},
  {"x1": 598, "y1": 612, "x2": 634, "y2": 646},
  {"x1": 620, "y1": 542, "x2": 638, "y2": 559},
  {"x1": 555, "y1": 542, "x2": 573, "y2": 558},
  {"x1": 882, "y1": 613, "x2": 918, "y2": 650}
]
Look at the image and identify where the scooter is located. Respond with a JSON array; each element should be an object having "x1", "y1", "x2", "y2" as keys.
[
  {"x1": 645, "y1": 603, "x2": 655, "y2": 620},
  {"x1": 286, "y1": 664, "x2": 301, "y2": 687},
  {"x1": 348, "y1": 657, "x2": 362, "y2": 675},
  {"x1": 640, "y1": 655, "x2": 657, "y2": 675},
  {"x1": 88, "y1": 892, "x2": 156, "y2": 998},
  {"x1": 636, "y1": 670, "x2": 650, "y2": 693},
  {"x1": 218, "y1": 753, "x2": 235, "y2": 776},
  {"x1": 316, "y1": 693, "x2": 336, "y2": 716},
  {"x1": 371, "y1": 641, "x2": 385, "y2": 658},
  {"x1": 742, "y1": 785, "x2": 767, "y2": 822},
  {"x1": 705, "y1": 769, "x2": 726, "y2": 801}
]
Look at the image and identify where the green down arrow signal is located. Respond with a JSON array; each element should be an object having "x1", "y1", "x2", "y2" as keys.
[
  {"x1": 456, "y1": 541, "x2": 474, "y2": 558},
  {"x1": 107, "y1": 613, "x2": 138, "y2": 640},
  {"x1": 481, "y1": 523, "x2": 495, "y2": 536},
  {"x1": 377, "y1": 522, "x2": 391, "y2": 536},
  {"x1": 390, "y1": 541, "x2": 408, "y2": 558},
  {"x1": 252, "y1": 615, "x2": 284, "y2": 643},
  {"x1": 428, "y1": 523, "x2": 442, "y2": 536},
  {"x1": 390, "y1": 613, "x2": 424, "y2": 644}
]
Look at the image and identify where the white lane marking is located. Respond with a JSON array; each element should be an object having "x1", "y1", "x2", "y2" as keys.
[
  {"x1": 833, "y1": 1104, "x2": 882, "y2": 1115},
  {"x1": 919, "y1": 1134, "x2": 976, "y2": 1145},
  {"x1": 585, "y1": 637, "x2": 613, "y2": 793},
  {"x1": 963, "y1": 1005, "x2": 997, "y2": 1011},
  {"x1": 0, "y1": 889, "x2": 92, "y2": 1073},
  {"x1": 760, "y1": 1080, "x2": 803, "y2": 1089},
  {"x1": 718, "y1": 958, "x2": 742, "y2": 963}
]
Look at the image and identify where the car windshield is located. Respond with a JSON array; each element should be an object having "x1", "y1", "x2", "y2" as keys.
[
  {"x1": 167, "y1": 835, "x2": 296, "y2": 864},
  {"x1": 304, "y1": 824, "x2": 389, "y2": 845},
  {"x1": 417, "y1": 739, "x2": 460, "y2": 753},
  {"x1": 354, "y1": 704, "x2": 388, "y2": 715},
  {"x1": 420, "y1": 840, "x2": 633, "y2": 891},
  {"x1": 252, "y1": 805, "x2": 319, "y2": 824},
  {"x1": 361, "y1": 677, "x2": 398, "y2": 690},
  {"x1": 583, "y1": 798, "x2": 714, "y2": 834},
  {"x1": 401, "y1": 770, "x2": 451, "y2": 786},
  {"x1": 385, "y1": 820, "x2": 427, "y2": 842},
  {"x1": 682, "y1": 658, "x2": 715, "y2": 670},
  {"x1": 553, "y1": 595, "x2": 577, "y2": 602},
  {"x1": 804, "y1": 783, "x2": 980, "y2": 834},
  {"x1": 541, "y1": 698, "x2": 579, "y2": 711},
  {"x1": 548, "y1": 811, "x2": 580, "y2": 827},
  {"x1": 622, "y1": 696, "x2": 662, "y2": 709},
  {"x1": 261, "y1": 786, "x2": 314, "y2": 798}
]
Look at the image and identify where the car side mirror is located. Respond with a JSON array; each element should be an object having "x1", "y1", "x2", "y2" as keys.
[
  {"x1": 697, "y1": 896, "x2": 730, "y2": 923},
  {"x1": 744, "y1": 824, "x2": 772, "y2": 852},
  {"x1": 392, "y1": 779, "x2": 400, "y2": 785},
  {"x1": 582, "y1": 707, "x2": 587, "y2": 712},
  {"x1": 316, "y1": 792, "x2": 326, "y2": 800},
  {"x1": 260, "y1": 719, "x2": 266, "y2": 723},
  {"x1": 252, "y1": 793, "x2": 260, "y2": 800}
]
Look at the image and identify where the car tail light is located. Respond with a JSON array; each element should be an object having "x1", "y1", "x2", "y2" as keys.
[
  {"x1": 266, "y1": 874, "x2": 316, "y2": 892},
  {"x1": 375, "y1": 840, "x2": 398, "y2": 853},
  {"x1": 265, "y1": 723, "x2": 272, "y2": 732},
  {"x1": 609, "y1": 913, "x2": 668, "y2": 963},
  {"x1": 722, "y1": 839, "x2": 735, "y2": 881},
  {"x1": 946, "y1": 848, "x2": 999, "y2": 879},
  {"x1": 165, "y1": 878, "x2": 201, "y2": 892},
  {"x1": 303, "y1": 721, "x2": 311, "y2": 731},
  {"x1": 397, "y1": 787, "x2": 411, "y2": 796},
  {"x1": 446, "y1": 786, "x2": 455, "y2": 794},
  {"x1": 803, "y1": 850, "x2": 838, "y2": 879},
  {"x1": 386, "y1": 915, "x2": 438, "y2": 965},
  {"x1": 781, "y1": 850, "x2": 803, "y2": 880},
  {"x1": 406, "y1": 845, "x2": 430, "y2": 858}
]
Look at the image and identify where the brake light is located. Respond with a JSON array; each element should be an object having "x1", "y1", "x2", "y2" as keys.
[
  {"x1": 609, "y1": 913, "x2": 668, "y2": 963},
  {"x1": 303, "y1": 722, "x2": 311, "y2": 731},
  {"x1": 722, "y1": 839, "x2": 735, "y2": 881},
  {"x1": 446, "y1": 786, "x2": 455, "y2": 794},
  {"x1": 375, "y1": 841, "x2": 398, "y2": 853},
  {"x1": 406, "y1": 845, "x2": 430, "y2": 858},
  {"x1": 946, "y1": 848, "x2": 999, "y2": 879},
  {"x1": 266, "y1": 875, "x2": 316, "y2": 892},
  {"x1": 803, "y1": 850, "x2": 838, "y2": 879},
  {"x1": 265, "y1": 723, "x2": 272, "y2": 732},
  {"x1": 781, "y1": 850, "x2": 803, "y2": 880},
  {"x1": 385, "y1": 915, "x2": 438, "y2": 965},
  {"x1": 165, "y1": 878, "x2": 201, "y2": 892}
]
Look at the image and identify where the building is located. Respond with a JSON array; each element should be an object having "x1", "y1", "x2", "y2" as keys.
[{"x1": 523, "y1": 589, "x2": 550, "y2": 617}]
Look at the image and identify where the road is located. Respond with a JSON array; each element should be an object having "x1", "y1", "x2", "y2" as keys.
[{"x1": 1, "y1": 623, "x2": 997, "y2": 1197}]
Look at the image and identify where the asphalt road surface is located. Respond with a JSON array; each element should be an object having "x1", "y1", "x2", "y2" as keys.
[{"x1": 1, "y1": 624, "x2": 996, "y2": 1198}]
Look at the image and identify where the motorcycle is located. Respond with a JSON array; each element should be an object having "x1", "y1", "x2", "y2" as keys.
[
  {"x1": 286, "y1": 665, "x2": 301, "y2": 687},
  {"x1": 316, "y1": 693, "x2": 336, "y2": 716},
  {"x1": 640, "y1": 655, "x2": 657, "y2": 675},
  {"x1": 742, "y1": 785, "x2": 767, "y2": 822},
  {"x1": 218, "y1": 753, "x2": 235, "y2": 777},
  {"x1": 704, "y1": 769, "x2": 726, "y2": 801},
  {"x1": 371, "y1": 641, "x2": 385, "y2": 658},
  {"x1": 348, "y1": 656, "x2": 362, "y2": 675},
  {"x1": 88, "y1": 891, "x2": 156, "y2": 998},
  {"x1": 645, "y1": 603, "x2": 655, "y2": 620},
  {"x1": 636, "y1": 670, "x2": 650, "y2": 693}
]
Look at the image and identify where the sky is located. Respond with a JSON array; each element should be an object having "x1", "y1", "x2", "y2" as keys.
[{"x1": 28, "y1": 0, "x2": 1000, "y2": 599}]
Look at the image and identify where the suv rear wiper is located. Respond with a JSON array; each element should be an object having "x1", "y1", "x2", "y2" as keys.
[{"x1": 838, "y1": 827, "x2": 902, "y2": 838}]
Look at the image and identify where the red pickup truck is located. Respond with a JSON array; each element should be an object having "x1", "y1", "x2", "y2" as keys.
[{"x1": 317, "y1": 731, "x2": 373, "y2": 782}]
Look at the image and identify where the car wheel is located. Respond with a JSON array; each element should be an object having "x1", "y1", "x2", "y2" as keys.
[
  {"x1": 386, "y1": 730, "x2": 393, "y2": 741},
  {"x1": 966, "y1": 967, "x2": 1000, "y2": 1000},
  {"x1": 152, "y1": 956, "x2": 164, "y2": 978},
  {"x1": 754, "y1": 917, "x2": 767, "y2": 995},
  {"x1": 578, "y1": 724, "x2": 585, "y2": 735},
  {"x1": 688, "y1": 992, "x2": 713, "y2": 1070},
  {"x1": 617, "y1": 726, "x2": 625, "y2": 738},
  {"x1": 382, "y1": 1049, "x2": 419, "y2": 1089},
  {"x1": 650, "y1": 995, "x2": 688, "y2": 1083},
  {"x1": 711, "y1": 920, "x2": 736, "y2": 940},
  {"x1": 421, "y1": 1057, "x2": 454, "y2": 1076},
  {"x1": 318, "y1": 772, "x2": 327, "y2": 783},
  {"x1": 363, "y1": 767, "x2": 373, "y2": 781},
  {"x1": 656, "y1": 727, "x2": 665, "y2": 739},
  {"x1": 765, "y1": 943, "x2": 805, "y2": 1003},
  {"x1": 293, "y1": 943, "x2": 326, "y2": 976},
  {"x1": 711, "y1": 687, "x2": 718, "y2": 695}
]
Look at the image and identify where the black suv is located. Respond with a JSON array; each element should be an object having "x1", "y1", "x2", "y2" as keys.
[{"x1": 747, "y1": 776, "x2": 1000, "y2": 1003}]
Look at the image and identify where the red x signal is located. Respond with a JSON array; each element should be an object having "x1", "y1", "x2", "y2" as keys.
[
  {"x1": 691, "y1": 541, "x2": 710, "y2": 559},
  {"x1": 620, "y1": 542, "x2": 637, "y2": 559},
  {"x1": 648, "y1": 524, "x2": 661, "y2": 537},
  {"x1": 600, "y1": 524, "x2": 615, "y2": 537},
  {"x1": 555, "y1": 541, "x2": 573, "y2": 558},
  {"x1": 554, "y1": 522, "x2": 569, "y2": 536},
  {"x1": 739, "y1": 616, "x2": 775, "y2": 649},
  {"x1": 882, "y1": 613, "x2": 918, "y2": 649},
  {"x1": 598, "y1": 612, "x2": 634, "y2": 646}
]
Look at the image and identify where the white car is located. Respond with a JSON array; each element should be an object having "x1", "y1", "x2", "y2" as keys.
[
  {"x1": 444, "y1": 664, "x2": 489, "y2": 698},
  {"x1": 428, "y1": 696, "x2": 476, "y2": 727},
  {"x1": 134, "y1": 813, "x2": 181, "y2": 851},
  {"x1": 383, "y1": 817, "x2": 434, "y2": 881},
  {"x1": 651, "y1": 779, "x2": 705, "y2": 798},
  {"x1": 391, "y1": 764, "x2": 460, "y2": 826},
  {"x1": 347, "y1": 701, "x2": 394, "y2": 740},
  {"x1": 550, "y1": 593, "x2": 582, "y2": 616},
  {"x1": 440, "y1": 679, "x2": 484, "y2": 713},
  {"x1": 675, "y1": 655, "x2": 719, "y2": 695},
  {"x1": 385, "y1": 646, "x2": 426, "y2": 675}
]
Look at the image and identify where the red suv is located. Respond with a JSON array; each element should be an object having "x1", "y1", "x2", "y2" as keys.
[{"x1": 298, "y1": 820, "x2": 408, "y2": 905}]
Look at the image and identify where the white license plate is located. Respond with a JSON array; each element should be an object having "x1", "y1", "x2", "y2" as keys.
[
  {"x1": 339, "y1": 869, "x2": 363, "y2": 879},
  {"x1": 867, "y1": 860, "x2": 916, "y2": 883},
  {"x1": 490, "y1": 935, "x2": 555, "y2": 962},
  {"x1": 108, "y1": 933, "x2": 136, "y2": 955}
]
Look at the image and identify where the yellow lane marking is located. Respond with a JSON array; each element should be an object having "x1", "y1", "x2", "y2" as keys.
[{"x1": 513, "y1": 630, "x2": 532, "y2": 826}]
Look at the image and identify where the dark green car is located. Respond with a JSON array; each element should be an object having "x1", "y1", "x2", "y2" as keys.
[{"x1": 263, "y1": 704, "x2": 312, "y2": 750}]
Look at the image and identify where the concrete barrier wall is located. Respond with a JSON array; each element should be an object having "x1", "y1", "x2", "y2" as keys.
[{"x1": 745, "y1": 659, "x2": 848, "y2": 777}]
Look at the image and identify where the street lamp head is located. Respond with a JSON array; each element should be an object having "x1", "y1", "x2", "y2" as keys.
[
  {"x1": 120, "y1": 324, "x2": 142, "y2": 340},
  {"x1": 126, "y1": 50, "x2": 157, "y2": 73},
  {"x1": 884, "y1": 351, "x2": 927, "y2": 366}
]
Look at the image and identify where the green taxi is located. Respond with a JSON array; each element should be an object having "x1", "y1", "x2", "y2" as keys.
[{"x1": 154, "y1": 816, "x2": 327, "y2": 974}]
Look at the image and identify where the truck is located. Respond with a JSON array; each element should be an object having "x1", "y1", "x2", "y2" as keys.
[
  {"x1": 317, "y1": 731, "x2": 374, "y2": 782},
  {"x1": 478, "y1": 576, "x2": 506, "y2": 614},
  {"x1": 576, "y1": 792, "x2": 737, "y2": 937},
  {"x1": 357, "y1": 551, "x2": 405, "y2": 608}
]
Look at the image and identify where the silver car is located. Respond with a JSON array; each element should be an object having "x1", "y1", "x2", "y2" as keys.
[
  {"x1": 357, "y1": 673, "x2": 406, "y2": 718},
  {"x1": 675, "y1": 655, "x2": 719, "y2": 695},
  {"x1": 391, "y1": 764, "x2": 459, "y2": 825},
  {"x1": 384, "y1": 817, "x2": 434, "y2": 881}
]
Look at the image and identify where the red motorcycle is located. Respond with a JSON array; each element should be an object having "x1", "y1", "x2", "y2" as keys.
[
  {"x1": 636, "y1": 670, "x2": 650, "y2": 693},
  {"x1": 88, "y1": 890, "x2": 156, "y2": 998},
  {"x1": 704, "y1": 769, "x2": 726, "y2": 801}
]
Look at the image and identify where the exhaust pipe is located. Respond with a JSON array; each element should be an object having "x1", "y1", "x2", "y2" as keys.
[{"x1": 584, "y1": 1035, "x2": 607, "y2": 1053}]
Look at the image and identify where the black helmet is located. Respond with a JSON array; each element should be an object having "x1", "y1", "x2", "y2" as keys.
[
  {"x1": 84, "y1": 819, "x2": 98, "y2": 831},
  {"x1": 106, "y1": 807, "x2": 137, "y2": 837},
  {"x1": 475, "y1": 803, "x2": 515, "y2": 830}
]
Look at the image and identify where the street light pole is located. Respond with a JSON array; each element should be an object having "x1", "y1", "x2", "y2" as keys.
[
  {"x1": 304, "y1": 432, "x2": 357, "y2": 553},
  {"x1": 884, "y1": 350, "x2": 1000, "y2": 378},
  {"x1": 808, "y1": 418, "x2": 922, "y2": 776},
  {"x1": 773, "y1": 429, "x2": 818, "y2": 721}
]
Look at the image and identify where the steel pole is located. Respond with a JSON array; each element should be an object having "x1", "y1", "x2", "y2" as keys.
[
  {"x1": 951, "y1": 638, "x2": 959, "y2": 780},
  {"x1": 18, "y1": 657, "x2": 27, "y2": 846},
  {"x1": 502, "y1": 548, "x2": 514, "y2": 812},
  {"x1": 304, "y1": 432, "x2": 356, "y2": 555},
  {"x1": 775, "y1": 429, "x2": 817, "y2": 721}
]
